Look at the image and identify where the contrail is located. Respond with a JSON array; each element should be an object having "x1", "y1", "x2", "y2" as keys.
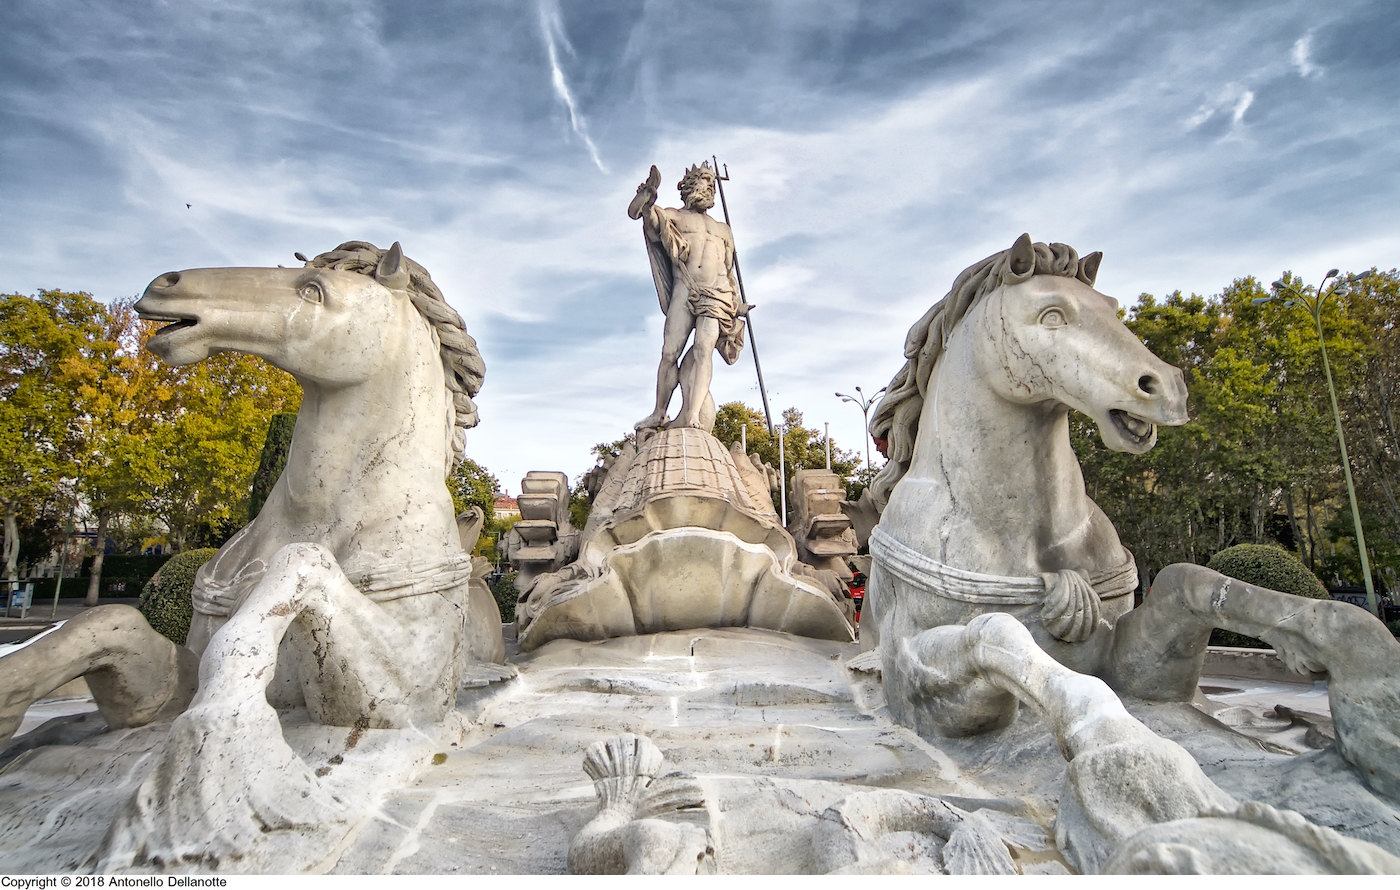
[{"x1": 539, "y1": 1, "x2": 607, "y2": 173}]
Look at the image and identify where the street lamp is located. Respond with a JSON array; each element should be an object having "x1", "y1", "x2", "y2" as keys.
[
  {"x1": 1254, "y1": 269, "x2": 1379, "y2": 617},
  {"x1": 836, "y1": 386, "x2": 886, "y2": 474}
]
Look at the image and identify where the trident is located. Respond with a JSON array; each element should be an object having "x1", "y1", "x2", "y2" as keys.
[{"x1": 711, "y1": 156, "x2": 775, "y2": 437}]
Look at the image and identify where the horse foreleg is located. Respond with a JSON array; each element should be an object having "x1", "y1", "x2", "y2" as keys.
[
  {"x1": 898, "y1": 613, "x2": 1141, "y2": 752},
  {"x1": 95, "y1": 543, "x2": 397, "y2": 871},
  {"x1": 0, "y1": 605, "x2": 197, "y2": 749},
  {"x1": 1109, "y1": 562, "x2": 1400, "y2": 800},
  {"x1": 898, "y1": 613, "x2": 1235, "y2": 873}
]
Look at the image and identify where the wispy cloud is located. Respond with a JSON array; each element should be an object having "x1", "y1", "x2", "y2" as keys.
[
  {"x1": 1291, "y1": 33, "x2": 1319, "y2": 78},
  {"x1": 1231, "y1": 89, "x2": 1254, "y2": 124},
  {"x1": 538, "y1": 0, "x2": 607, "y2": 174},
  {"x1": 2, "y1": 0, "x2": 1397, "y2": 485},
  {"x1": 1187, "y1": 83, "x2": 1254, "y2": 133}
]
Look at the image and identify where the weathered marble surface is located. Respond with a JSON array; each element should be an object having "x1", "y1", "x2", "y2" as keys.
[
  {"x1": 860, "y1": 234, "x2": 1400, "y2": 816},
  {"x1": 503, "y1": 471, "x2": 581, "y2": 596},
  {"x1": 786, "y1": 469, "x2": 859, "y2": 586},
  {"x1": 53, "y1": 241, "x2": 505, "y2": 870},
  {"x1": 515, "y1": 428, "x2": 853, "y2": 650},
  {"x1": 0, "y1": 606, "x2": 196, "y2": 750},
  {"x1": 866, "y1": 235, "x2": 1180, "y2": 680},
  {"x1": 3, "y1": 627, "x2": 1393, "y2": 874},
  {"x1": 630, "y1": 162, "x2": 747, "y2": 433}
]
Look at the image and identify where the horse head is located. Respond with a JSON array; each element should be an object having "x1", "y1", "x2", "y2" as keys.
[
  {"x1": 137, "y1": 241, "x2": 484, "y2": 469},
  {"x1": 968, "y1": 233, "x2": 1188, "y2": 453},
  {"x1": 138, "y1": 242, "x2": 417, "y2": 386},
  {"x1": 871, "y1": 234, "x2": 1190, "y2": 509}
]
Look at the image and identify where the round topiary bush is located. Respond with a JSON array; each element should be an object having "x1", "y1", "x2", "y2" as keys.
[
  {"x1": 138, "y1": 548, "x2": 217, "y2": 646},
  {"x1": 1205, "y1": 543, "x2": 1328, "y2": 648}
]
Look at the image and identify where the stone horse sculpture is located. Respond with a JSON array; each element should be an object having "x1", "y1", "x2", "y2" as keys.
[
  {"x1": 89, "y1": 241, "x2": 505, "y2": 869},
  {"x1": 864, "y1": 234, "x2": 1400, "y2": 802}
]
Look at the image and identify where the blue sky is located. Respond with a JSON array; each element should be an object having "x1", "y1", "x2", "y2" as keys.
[{"x1": 3, "y1": 1, "x2": 1398, "y2": 489}]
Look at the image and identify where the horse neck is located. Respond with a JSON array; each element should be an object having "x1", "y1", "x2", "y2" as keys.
[
  {"x1": 276, "y1": 326, "x2": 454, "y2": 537},
  {"x1": 899, "y1": 340, "x2": 1101, "y2": 575}
]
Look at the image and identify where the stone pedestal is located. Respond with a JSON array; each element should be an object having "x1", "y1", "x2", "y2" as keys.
[{"x1": 514, "y1": 428, "x2": 853, "y2": 651}]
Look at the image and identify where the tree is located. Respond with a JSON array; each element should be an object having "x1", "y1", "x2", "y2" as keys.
[
  {"x1": 0, "y1": 290, "x2": 108, "y2": 587},
  {"x1": 712, "y1": 403, "x2": 860, "y2": 499},
  {"x1": 248, "y1": 413, "x2": 298, "y2": 522},
  {"x1": 448, "y1": 457, "x2": 505, "y2": 559},
  {"x1": 448, "y1": 458, "x2": 500, "y2": 519},
  {"x1": 72, "y1": 298, "x2": 169, "y2": 603},
  {"x1": 1337, "y1": 270, "x2": 1400, "y2": 594},
  {"x1": 1071, "y1": 271, "x2": 1392, "y2": 593},
  {"x1": 136, "y1": 325, "x2": 302, "y2": 551}
]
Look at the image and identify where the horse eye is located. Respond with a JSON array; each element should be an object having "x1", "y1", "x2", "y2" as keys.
[
  {"x1": 298, "y1": 282, "x2": 324, "y2": 304},
  {"x1": 1039, "y1": 307, "x2": 1066, "y2": 328}
]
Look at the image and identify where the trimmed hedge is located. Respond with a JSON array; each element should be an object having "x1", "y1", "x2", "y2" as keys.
[
  {"x1": 1206, "y1": 543, "x2": 1328, "y2": 648},
  {"x1": 490, "y1": 571, "x2": 519, "y2": 623},
  {"x1": 138, "y1": 548, "x2": 218, "y2": 646},
  {"x1": 249, "y1": 412, "x2": 297, "y2": 521}
]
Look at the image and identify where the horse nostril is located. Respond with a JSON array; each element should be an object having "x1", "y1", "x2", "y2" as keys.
[
  {"x1": 152, "y1": 271, "x2": 181, "y2": 289},
  {"x1": 1138, "y1": 374, "x2": 1161, "y2": 396}
]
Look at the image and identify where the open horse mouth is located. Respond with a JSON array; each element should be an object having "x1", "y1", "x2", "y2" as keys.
[
  {"x1": 1108, "y1": 409, "x2": 1155, "y2": 447},
  {"x1": 138, "y1": 311, "x2": 199, "y2": 338}
]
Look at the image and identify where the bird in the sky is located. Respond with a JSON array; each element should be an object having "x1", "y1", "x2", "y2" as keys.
[{"x1": 185, "y1": 204, "x2": 191, "y2": 209}]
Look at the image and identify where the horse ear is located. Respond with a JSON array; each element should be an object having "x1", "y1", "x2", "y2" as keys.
[
  {"x1": 375, "y1": 241, "x2": 410, "y2": 290},
  {"x1": 1078, "y1": 251, "x2": 1103, "y2": 287},
  {"x1": 1004, "y1": 233, "x2": 1035, "y2": 283}
]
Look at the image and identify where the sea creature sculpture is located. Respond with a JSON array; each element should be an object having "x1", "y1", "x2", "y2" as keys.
[
  {"x1": 864, "y1": 233, "x2": 1400, "y2": 802},
  {"x1": 568, "y1": 733, "x2": 712, "y2": 874},
  {"x1": 94, "y1": 241, "x2": 504, "y2": 868},
  {"x1": 858, "y1": 612, "x2": 1400, "y2": 874}
]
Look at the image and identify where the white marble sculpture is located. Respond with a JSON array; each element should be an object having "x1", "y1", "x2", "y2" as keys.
[
  {"x1": 514, "y1": 427, "x2": 852, "y2": 649},
  {"x1": 846, "y1": 613, "x2": 1400, "y2": 874},
  {"x1": 864, "y1": 233, "x2": 1400, "y2": 803},
  {"x1": 0, "y1": 606, "x2": 198, "y2": 749},
  {"x1": 6, "y1": 215, "x2": 1400, "y2": 878},
  {"x1": 567, "y1": 733, "x2": 711, "y2": 874},
  {"x1": 502, "y1": 471, "x2": 581, "y2": 594},
  {"x1": 90, "y1": 241, "x2": 506, "y2": 869},
  {"x1": 629, "y1": 162, "x2": 748, "y2": 432}
]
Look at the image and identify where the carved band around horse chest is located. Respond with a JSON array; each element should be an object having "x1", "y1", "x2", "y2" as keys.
[{"x1": 869, "y1": 525, "x2": 1137, "y2": 606}]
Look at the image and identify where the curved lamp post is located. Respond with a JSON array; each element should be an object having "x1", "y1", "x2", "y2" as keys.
[
  {"x1": 835, "y1": 386, "x2": 886, "y2": 475},
  {"x1": 1254, "y1": 269, "x2": 1378, "y2": 617}
]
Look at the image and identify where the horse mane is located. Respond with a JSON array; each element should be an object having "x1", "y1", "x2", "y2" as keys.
[
  {"x1": 306, "y1": 241, "x2": 485, "y2": 470},
  {"x1": 867, "y1": 239, "x2": 1087, "y2": 507}
]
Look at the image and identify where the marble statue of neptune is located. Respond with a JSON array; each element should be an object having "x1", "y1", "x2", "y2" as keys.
[{"x1": 629, "y1": 162, "x2": 748, "y2": 432}]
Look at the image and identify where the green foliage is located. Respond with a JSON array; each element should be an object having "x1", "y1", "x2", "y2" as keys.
[
  {"x1": 569, "y1": 482, "x2": 592, "y2": 530},
  {"x1": 710, "y1": 402, "x2": 863, "y2": 511},
  {"x1": 448, "y1": 458, "x2": 500, "y2": 521},
  {"x1": 137, "y1": 548, "x2": 217, "y2": 645},
  {"x1": 1207, "y1": 544, "x2": 1328, "y2": 599},
  {"x1": 489, "y1": 570, "x2": 518, "y2": 623},
  {"x1": 480, "y1": 514, "x2": 520, "y2": 564},
  {"x1": 249, "y1": 413, "x2": 297, "y2": 520},
  {"x1": 147, "y1": 349, "x2": 302, "y2": 550},
  {"x1": 591, "y1": 433, "x2": 636, "y2": 461},
  {"x1": 1073, "y1": 270, "x2": 1400, "y2": 596},
  {"x1": 845, "y1": 466, "x2": 881, "y2": 502},
  {"x1": 1, "y1": 290, "x2": 109, "y2": 571}
]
